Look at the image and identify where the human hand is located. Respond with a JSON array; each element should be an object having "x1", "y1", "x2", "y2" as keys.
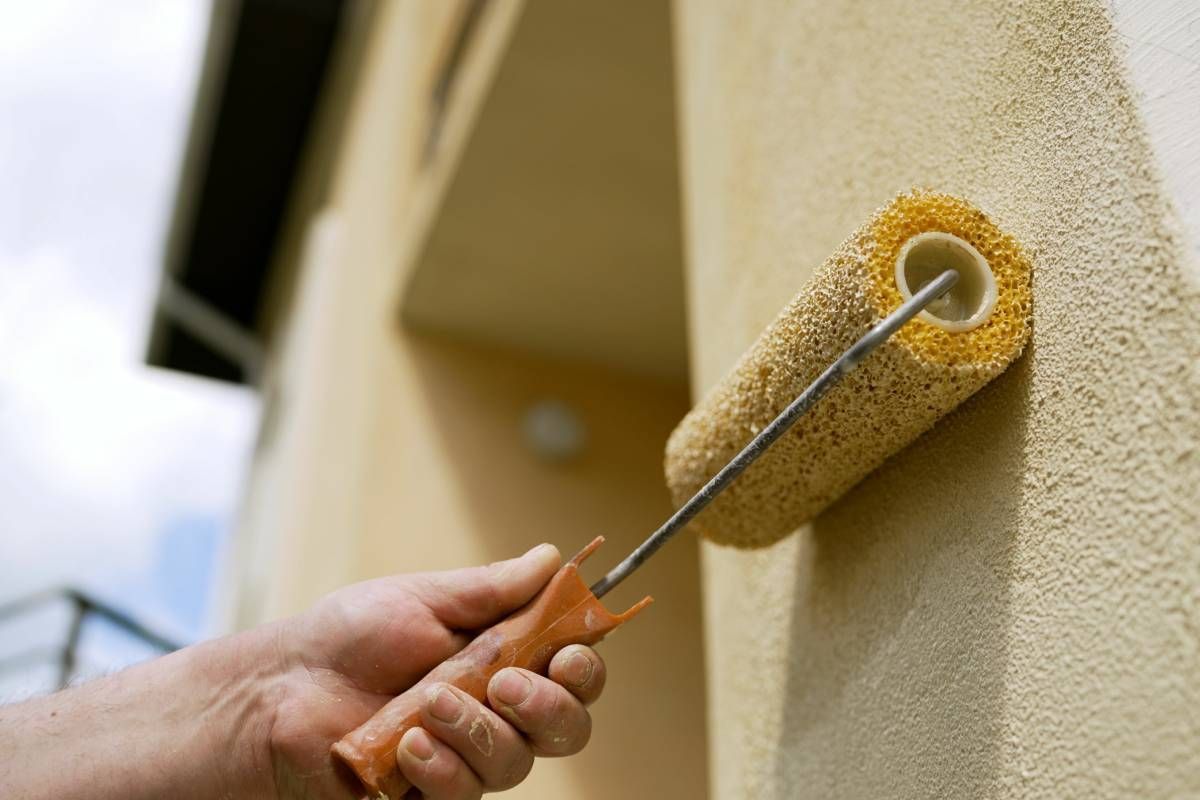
[{"x1": 266, "y1": 544, "x2": 607, "y2": 799}]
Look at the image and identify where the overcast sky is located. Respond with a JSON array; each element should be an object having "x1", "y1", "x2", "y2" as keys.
[{"x1": 0, "y1": 0, "x2": 258, "y2": 697}]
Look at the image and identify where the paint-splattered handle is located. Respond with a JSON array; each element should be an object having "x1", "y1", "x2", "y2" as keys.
[{"x1": 331, "y1": 537, "x2": 652, "y2": 799}]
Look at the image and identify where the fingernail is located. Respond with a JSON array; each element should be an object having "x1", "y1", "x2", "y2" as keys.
[
  {"x1": 428, "y1": 686, "x2": 463, "y2": 724},
  {"x1": 402, "y1": 728, "x2": 435, "y2": 761},
  {"x1": 563, "y1": 650, "x2": 594, "y2": 687},
  {"x1": 493, "y1": 669, "x2": 533, "y2": 706},
  {"x1": 495, "y1": 545, "x2": 557, "y2": 584},
  {"x1": 525, "y1": 543, "x2": 558, "y2": 563}
]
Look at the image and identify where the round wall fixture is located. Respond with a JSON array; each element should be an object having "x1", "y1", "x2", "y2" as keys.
[{"x1": 522, "y1": 399, "x2": 587, "y2": 461}]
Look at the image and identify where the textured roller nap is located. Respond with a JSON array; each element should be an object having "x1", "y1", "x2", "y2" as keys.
[{"x1": 664, "y1": 190, "x2": 1032, "y2": 548}]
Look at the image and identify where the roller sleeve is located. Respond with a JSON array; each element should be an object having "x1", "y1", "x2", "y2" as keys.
[{"x1": 664, "y1": 190, "x2": 1033, "y2": 548}]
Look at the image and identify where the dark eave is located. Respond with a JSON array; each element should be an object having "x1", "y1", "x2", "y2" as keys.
[{"x1": 146, "y1": 0, "x2": 346, "y2": 384}]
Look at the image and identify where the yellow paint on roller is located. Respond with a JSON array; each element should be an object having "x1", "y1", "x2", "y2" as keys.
[{"x1": 664, "y1": 190, "x2": 1032, "y2": 548}]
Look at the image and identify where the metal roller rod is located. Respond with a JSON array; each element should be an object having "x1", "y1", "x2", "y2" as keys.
[{"x1": 589, "y1": 269, "x2": 960, "y2": 598}]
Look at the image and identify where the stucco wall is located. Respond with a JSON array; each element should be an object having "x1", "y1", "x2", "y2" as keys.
[{"x1": 674, "y1": 0, "x2": 1200, "y2": 797}]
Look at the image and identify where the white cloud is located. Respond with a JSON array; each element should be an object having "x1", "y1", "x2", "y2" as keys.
[{"x1": 0, "y1": 0, "x2": 259, "y2": 690}]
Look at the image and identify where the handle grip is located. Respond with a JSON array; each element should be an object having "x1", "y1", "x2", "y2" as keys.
[{"x1": 331, "y1": 537, "x2": 652, "y2": 799}]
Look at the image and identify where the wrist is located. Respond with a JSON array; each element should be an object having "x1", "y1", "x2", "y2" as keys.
[
  {"x1": 0, "y1": 622, "x2": 290, "y2": 800},
  {"x1": 188, "y1": 623, "x2": 289, "y2": 799}
]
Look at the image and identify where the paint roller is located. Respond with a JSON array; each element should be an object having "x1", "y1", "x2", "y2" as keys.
[{"x1": 332, "y1": 189, "x2": 1032, "y2": 797}]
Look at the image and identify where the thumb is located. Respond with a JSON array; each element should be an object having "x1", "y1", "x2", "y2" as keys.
[{"x1": 410, "y1": 544, "x2": 562, "y2": 630}]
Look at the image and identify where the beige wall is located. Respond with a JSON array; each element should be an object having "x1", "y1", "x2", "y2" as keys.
[
  {"x1": 402, "y1": 0, "x2": 687, "y2": 381},
  {"x1": 233, "y1": 1, "x2": 707, "y2": 798},
  {"x1": 674, "y1": 0, "x2": 1200, "y2": 797},
  {"x1": 355, "y1": 336, "x2": 705, "y2": 800}
]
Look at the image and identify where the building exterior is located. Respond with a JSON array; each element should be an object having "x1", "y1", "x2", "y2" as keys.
[
  {"x1": 676, "y1": 2, "x2": 1200, "y2": 796},
  {"x1": 151, "y1": 1, "x2": 1199, "y2": 797}
]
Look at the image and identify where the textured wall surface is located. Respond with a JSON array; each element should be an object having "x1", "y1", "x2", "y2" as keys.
[{"x1": 673, "y1": 0, "x2": 1200, "y2": 797}]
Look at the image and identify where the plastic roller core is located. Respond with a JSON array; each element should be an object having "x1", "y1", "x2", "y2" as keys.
[{"x1": 895, "y1": 232, "x2": 997, "y2": 332}]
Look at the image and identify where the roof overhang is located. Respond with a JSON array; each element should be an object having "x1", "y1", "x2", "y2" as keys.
[{"x1": 146, "y1": 0, "x2": 347, "y2": 383}]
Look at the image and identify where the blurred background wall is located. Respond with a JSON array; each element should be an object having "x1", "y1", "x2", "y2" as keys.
[{"x1": 147, "y1": 1, "x2": 707, "y2": 798}]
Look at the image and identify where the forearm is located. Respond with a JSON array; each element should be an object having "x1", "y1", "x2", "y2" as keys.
[{"x1": 0, "y1": 625, "x2": 283, "y2": 800}]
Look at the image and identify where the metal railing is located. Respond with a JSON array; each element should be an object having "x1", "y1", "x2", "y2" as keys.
[{"x1": 0, "y1": 587, "x2": 183, "y2": 692}]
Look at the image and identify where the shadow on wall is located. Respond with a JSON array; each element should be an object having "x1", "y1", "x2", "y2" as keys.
[
  {"x1": 401, "y1": 333, "x2": 709, "y2": 800},
  {"x1": 774, "y1": 348, "x2": 1033, "y2": 797}
]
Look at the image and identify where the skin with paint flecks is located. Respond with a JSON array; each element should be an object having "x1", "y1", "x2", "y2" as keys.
[{"x1": 469, "y1": 716, "x2": 495, "y2": 757}]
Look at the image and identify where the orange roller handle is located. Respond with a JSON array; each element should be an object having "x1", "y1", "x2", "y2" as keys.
[{"x1": 331, "y1": 536, "x2": 652, "y2": 799}]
